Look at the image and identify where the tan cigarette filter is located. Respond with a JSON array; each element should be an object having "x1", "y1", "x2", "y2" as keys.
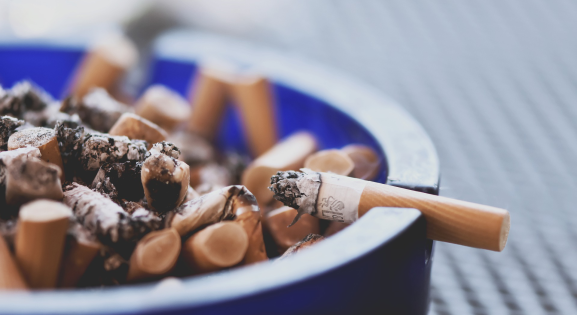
[
  {"x1": 109, "y1": 113, "x2": 169, "y2": 149},
  {"x1": 8, "y1": 127, "x2": 65, "y2": 181},
  {"x1": 58, "y1": 225, "x2": 101, "y2": 288},
  {"x1": 341, "y1": 144, "x2": 381, "y2": 180},
  {"x1": 242, "y1": 132, "x2": 317, "y2": 206},
  {"x1": 135, "y1": 85, "x2": 191, "y2": 132},
  {"x1": 270, "y1": 171, "x2": 510, "y2": 251},
  {"x1": 127, "y1": 228, "x2": 181, "y2": 282},
  {"x1": 230, "y1": 188, "x2": 268, "y2": 264},
  {"x1": 304, "y1": 149, "x2": 355, "y2": 176},
  {"x1": 265, "y1": 207, "x2": 320, "y2": 253},
  {"x1": 182, "y1": 222, "x2": 249, "y2": 273},
  {"x1": 71, "y1": 33, "x2": 138, "y2": 98},
  {"x1": 228, "y1": 75, "x2": 278, "y2": 157},
  {"x1": 15, "y1": 200, "x2": 72, "y2": 289},
  {"x1": 0, "y1": 236, "x2": 28, "y2": 290},
  {"x1": 188, "y1": 67, "x2": 229, "y2": 140}
]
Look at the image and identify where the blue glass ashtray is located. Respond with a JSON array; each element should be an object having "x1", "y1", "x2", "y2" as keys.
[{"x1": 0, "y1": 30, "x2": 440, "y2": 315}]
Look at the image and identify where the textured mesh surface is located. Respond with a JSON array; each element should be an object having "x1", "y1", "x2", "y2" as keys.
[{"x1": 198, "y1": 1, "x2": 577, "y2": 314}]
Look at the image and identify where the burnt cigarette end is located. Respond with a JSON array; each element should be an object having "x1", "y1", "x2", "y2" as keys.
[
  {"x1": 268, "y1": 170, "x2": 321, "y2": 226},
  {"x1": 268, "y1": 170, "x2": 305, "y2": 210},
  {"x1": 63, "y1": 88, "x2": 131, "y2": 133},
  {"x1": 141, "y1": 146, "x2": 189, "y2": 213},
  {"x1": 0, "y1": 116, "x2": 25, "y2": 150}
]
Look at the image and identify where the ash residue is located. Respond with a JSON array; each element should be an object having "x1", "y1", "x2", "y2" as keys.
[
  {"x1": 0, "y1": 116, "x2": 24, "y2": 150},
  {"x1": 148, "y1": 141, "x2": 180, "y2": 159},
  {"x1": 92, "y1": 161, "x2": 143, "y2": 201},
  {"x1": 268, "y1": 170, "x2": 306, "y2": 210},
  {"x1": 62, "y1": 89, "x2": 130, "y2": 133},
  {"x1": 80, "y1": 132, "x2": 147, "y2": 172}
]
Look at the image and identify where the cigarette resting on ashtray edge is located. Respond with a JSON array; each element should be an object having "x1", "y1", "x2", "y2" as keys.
[{"x1": 269, "y1": 169, "x2": 510, "y2": 251}]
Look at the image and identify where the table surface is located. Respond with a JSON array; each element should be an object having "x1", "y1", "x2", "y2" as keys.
[{"x1": 195, "y1": 1, "x2": 577, "y2": 314}]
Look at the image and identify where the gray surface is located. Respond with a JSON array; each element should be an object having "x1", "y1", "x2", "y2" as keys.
[{"x1": 188, "y1": 1, "x2": 577, "y2": 314}]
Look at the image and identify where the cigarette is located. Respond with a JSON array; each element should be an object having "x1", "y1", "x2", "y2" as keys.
[
  {"x1": 4, "y1": 156, "x2": 63, "y2": 205},
  {"x1": 181, "y1": 221, "x2": 248, "y2": 273},
  {"x1": 135, "y1": 85, "x2": 191, "y2": 132},
  {"x1": 108, "y1": 113, "x2": 169, "y2": 149},
  {"x1": 8, "y1": 127, "x2": 65, "y2": 181},
  {"x1": 63, "y1": 183, "x2": 161, "y2": 247},
  {"x1": 127, "y1": 228, "x2": 181, "y2": 282},
  {"x1": 303, "y1": 149, "x2": 355, "y2": 176},
  {"x1": 70, "y1": 33, "x2": 138, "y2": 98},
  {"x1": 80, "y1": 131, "x2": 147, "y2": 172},
  {"x1": 0, "y1": 234, "x2": 28, "y2": 290},
  {"x1": 15, "y1": 199, "x2": 72, "y2": 288},
  {"x1": 229, "y1": 186, "x2": 268, "y2": 264},
  {"x1": 228, "y1": 74, "x2": 278, "y2": 157},
  {"x1": 341, "y1": 144, "x2": 381, "y2": 180},
  {"x1": 57, "y1": 223, "x2": 101, "y2": 288},
  {"x1": 264, "y1": 206, "x2": 320, "y2": 254},
  {"x1": 242, "y1": 132, "x2": 317, "y2": 206},
  {"x1": 141, "y1": 143, "x2": 190, "y2": 213},
  {"x1": 62, "y1": 88, "x2": 132, "y2": 133},
  {"x1": 187, "y1": 67, "x2": 229, "y2": 140},
  {"x1": 0, "y1": 116, "x2": 24, "y2": 150},
  {"x1": 278, "y1": 234, "x2": 324, "y2": 260},
  {"x1": 269, "y1": 170, "x2": 510, "y2": 251}
]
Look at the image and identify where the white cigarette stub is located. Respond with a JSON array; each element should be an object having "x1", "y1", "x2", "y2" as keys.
[{"x1": 316, "y1": 173, "x2": 366, "y2": 223}]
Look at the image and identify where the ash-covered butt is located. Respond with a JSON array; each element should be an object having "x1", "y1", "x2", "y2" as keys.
[{"x1": 268, "y1": 169, "x2": 321, "y2": 226}]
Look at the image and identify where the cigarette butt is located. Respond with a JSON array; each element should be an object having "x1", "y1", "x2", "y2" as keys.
[
  {"x1": 188, "y1": 67, "x2": 229, "y2": 140},
  {"x1": 323, "y1": 222, "x2": 350, "y2": 237},
  {"x1": 8, "y1": 127, "x2": 65, "y2": 181},
  {"x1": 5, "y1": 157, "x2": 63, "y2": 205},
  {"x1": 270, "y1": 171, "x2": 510, "y2": 251},
  {"x1": 231, "y1": 188, "x2": 268, "y2": 264},
  {"x1": 142, "y1": 148, "x2": 190, "y2": 213},
  {"x1": 108, "y1": 113, "x2": 169, "y2": 149},
  {"x1": 127, "y1": 228, "x2": 181, "y2": 282},
  {"x1": 71, "y1": 33, "x2": 138, "y2": 98},
  {"x1": 57, "y1": 224, "x2": 101, "y2": 288},
  {"x1": 182, "y1": 222, "x2": 248, "y2": 273},
  {"x1": 227, "y1": 75, "x2": 278, "y2": 157},
  {"x1": 304, "y1": 149, "x2": 355, "y2": 176},
  {"x1": 341, "y1": 144, "x2": 381, "y2": 180},
  {"x1": 242, "y1": 132, "x2": 317, "y2": 206},
  {"x1": 279, "y1": 234, "x2": 324, "y2": 260},
  {"x1": 135, "y1": 85, "x2": 191, "y2": 132},
  {"x1": 0, "y1": 236, "x2": 28, "y2": 290},
  {"x1": 265, "y1": 207, "x2": 320, "y2": 254},
  {"x1": 15, "y1": 200, "x2": 72, "y2": 289}
]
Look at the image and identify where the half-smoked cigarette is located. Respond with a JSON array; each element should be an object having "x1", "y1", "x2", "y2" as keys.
[
  {"x1": 265, "y1": 206, "x2": 320, "y2": 254},
  {"x1": 304, "y1": 149, "x2": 354, "y2": 176},
  {"x1": 188, "y1": 67, "x2": 229, "y2": 140},
  {"x1": 141, "y1": 143, "x2": 190, "y2": 213},
  {"x1": 8, "y1": 127, "x2": 65, "y2": 181},
  {"x1": 242, "y1": 132, "x2": 317, "y2": 206},
  {"x1": 181, "y1": 222, "x2": 248, "y2": 273},
  {"x1": 135, "y1": 85, "x2": 191, "y2": 132},
  {"x1": 270, "y1": 170, "x2": 511, "y2": 251},
  {"x1": 127, "y1": 228, "x2": 181, "y2": 282},
  {"x1": 58, "y1": 223, "x2": 101, "y2": 288},
  {"x1": 0, "y1": 235, "x2": 28, "y2": 290},
  {"x1": 228, "y1": 75, "x2": 278, "y2": 157},
  {"x1": 341, "y1": 144, "x2": 381, "y2": 180},
  {"x1": 5, "y1": 157, "x2": 63, "y2": 205},
  {"x1": 109, "y1": 113, "x2": 168, "y2": 149},
  {"x1": 15, "y1": 200, "x2": 72, "y2": 288},
  {"x1": 278, "y1": 234, "x2": 324, "y2": 260},
  {"x1": 71, "y1": 33, "x2": 138, "y2": 98}
]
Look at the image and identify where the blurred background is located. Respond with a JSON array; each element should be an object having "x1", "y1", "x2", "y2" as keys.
[{"x1": 2, "y1": 1, "x2": 577, "y2": 314}]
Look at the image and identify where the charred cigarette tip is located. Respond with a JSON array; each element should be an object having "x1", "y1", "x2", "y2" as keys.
[{"x1": 268, "y1": 169, "x2": 321, "y2": 226}]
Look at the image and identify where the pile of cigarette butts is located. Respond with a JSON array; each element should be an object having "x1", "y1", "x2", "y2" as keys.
[{"x1": 0, "y1": 34, "x2": 382, "y2": 290}]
